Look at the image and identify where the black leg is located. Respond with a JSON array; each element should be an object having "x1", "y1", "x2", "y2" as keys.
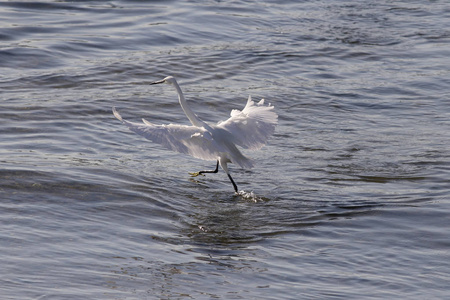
[
  {"x1": 227, "y1": 173, "x2": 238, "y2": 193},
  {"x1": 199, "y1": 160, "x2": 219, "y2": 175},
  {"x1": 189, "y1": 160, "x2": 219, "y2": 177},
  {"x1": 190, "y1": 160, "x2": 238, "y2": 193}
]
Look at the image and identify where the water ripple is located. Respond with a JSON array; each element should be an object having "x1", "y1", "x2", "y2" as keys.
[{"x1": 1, "y1": 0, "x2": 449, "y2": 299}]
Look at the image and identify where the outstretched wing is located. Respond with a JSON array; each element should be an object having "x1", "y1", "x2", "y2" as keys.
[
  {"x1": 113, "y1": 107, "x2": 218, "y2": 161},
  {"x1": 217, "y1": 96, "x2": 278, "y2": 150}
]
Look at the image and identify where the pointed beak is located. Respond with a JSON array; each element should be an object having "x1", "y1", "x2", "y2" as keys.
[{"x1": 150, "y1": 79, "x2": 165, "y2": 85}]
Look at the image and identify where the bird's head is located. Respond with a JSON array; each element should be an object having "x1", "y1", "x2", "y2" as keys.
[{"x1": 151, "y1": 76, "x2": 176, "y2": 86}]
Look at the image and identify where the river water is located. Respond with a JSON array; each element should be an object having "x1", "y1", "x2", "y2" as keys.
[{"x1": 1, "y1": 1, "x2": 449, "y2": 299}]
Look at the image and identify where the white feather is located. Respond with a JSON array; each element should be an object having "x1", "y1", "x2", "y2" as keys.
[
  {"x1": 217, "y1": 95, "x2": 278, "y2": 150},
  {"x1": 112, "y1": 76, "x2": 277, "y2": 192}
]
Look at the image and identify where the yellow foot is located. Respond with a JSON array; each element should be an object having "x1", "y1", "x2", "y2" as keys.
[{"x1": 189, "y1": 172, "x2": 205, "y2": 177}]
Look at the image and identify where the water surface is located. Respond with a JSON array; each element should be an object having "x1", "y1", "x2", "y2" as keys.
[{"x1": 1, "y1": 0, "x2": 449, "y2": 299}]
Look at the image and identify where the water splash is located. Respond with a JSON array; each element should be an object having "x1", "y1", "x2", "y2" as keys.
[{"x1": 236, "y1": 190, "x2": 262, "y2": 202}]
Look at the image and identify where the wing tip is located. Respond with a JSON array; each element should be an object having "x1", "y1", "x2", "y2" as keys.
[
  {"x1": 142, "y1": 118, "x2": 153, "y2": 126},
  {"x1": 112, "y1": 106, "x2": 124, "y2": 122}
]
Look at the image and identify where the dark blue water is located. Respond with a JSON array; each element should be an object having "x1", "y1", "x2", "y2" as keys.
[{"x1": 1, "y1": 1, "x2": 449, "y2": 299}]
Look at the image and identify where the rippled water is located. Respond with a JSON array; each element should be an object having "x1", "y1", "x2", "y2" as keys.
[{"x1": 1, "y1": 1, "x2": 449, "y2": 299}]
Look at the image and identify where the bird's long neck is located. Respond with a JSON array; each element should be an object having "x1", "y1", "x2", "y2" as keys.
[{"x1": 173, "y1": 80, "x2": 206, "y2": 128}]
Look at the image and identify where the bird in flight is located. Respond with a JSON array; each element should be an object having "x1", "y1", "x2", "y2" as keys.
[{"x1": 113, "y1": 76, "x2": 277, "y2": 193}]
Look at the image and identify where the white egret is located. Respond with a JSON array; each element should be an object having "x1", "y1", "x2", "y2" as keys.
[{"x1": 112, "y1": 76, "x2": 277, "y2": 193}]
